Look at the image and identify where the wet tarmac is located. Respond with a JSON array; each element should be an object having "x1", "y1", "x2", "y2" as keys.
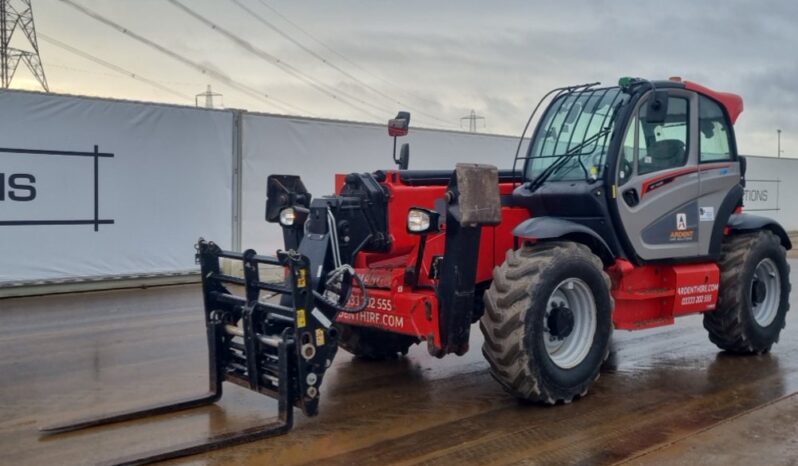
[{"x1": 2, "y1": 261, "x2": 798, "y2": 466}]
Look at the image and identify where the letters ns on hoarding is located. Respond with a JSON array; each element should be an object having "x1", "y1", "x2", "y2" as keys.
[{"x1": 0, "y1": 173, "x2": 36, "y2": 201}]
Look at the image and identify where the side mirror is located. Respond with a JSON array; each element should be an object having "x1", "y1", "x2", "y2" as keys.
[
  {"x1": 397, "y1": 143, "x2": 410, "y2": 170},
  {"x1": 388, "y1": 111, "x2": 411, "y2": 137},
  {"x1": 389, "y1": 111, "x2": 411, "y2": 167},
  {"x1": 644, "y1": 90, "x2": 669, "y2": 124}
]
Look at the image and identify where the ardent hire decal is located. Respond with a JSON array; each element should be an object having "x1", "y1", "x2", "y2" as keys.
[
  {"x1": 677, "y1": 284, "x2": 720, "y2": 295},
  {"x1": 670, "y1": 212, "x2": 694, "y2": 242},
  {"x1": 676, "y1": 213, "x2": 688, "y2": 231},
  {"x1": 346, "y1": 294, "x2": 394, "y2": 312},
  {"x1": 677, "y1": 283, "x2": 719, "y2": 307},
  {"x1": 670, "y1": 229, "x2": 695, "y2": 241},
  {"x1": 337, "y1": 309, "x2": 405, "y2": 329},
  {"x1": 340, "y1": 293, "x2": 405, "y2": 329}
]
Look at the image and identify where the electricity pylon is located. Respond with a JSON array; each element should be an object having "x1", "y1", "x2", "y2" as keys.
[
  {"x1": 460, "y1": 109, "x2": 485, "y2": 133},
  {"x1": 1, "y1": 0, "x2": 48, "y2": 91}
]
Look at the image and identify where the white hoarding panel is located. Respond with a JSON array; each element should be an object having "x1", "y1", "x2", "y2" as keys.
[
  {"x1": 241, "y1": 114, "x2": 519, "y2": 255},
  {"x1": 6, "y1": 90, "x2": 792, "y2": 287},
  {"x1": 742, "y1": 155, "x2": 798, "y2": 230},
  {"x1": 0, "y1": 91, "x2": 233, "y2": 283},
  {"x1": 743, "y1": 179, "x2": 779, "y2": 212}
]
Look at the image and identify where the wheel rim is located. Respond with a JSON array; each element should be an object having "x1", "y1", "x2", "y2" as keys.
[
  {"x1": 750, "y1": 258, "x2": 781, "y2": 327},
  {"x1": 543, "y1": 278, "x2": 597, "y2": 369}
]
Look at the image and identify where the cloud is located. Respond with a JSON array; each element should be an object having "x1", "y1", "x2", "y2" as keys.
[{"x1": 35, "y1": 0, "x2": 798, "y2": 155}]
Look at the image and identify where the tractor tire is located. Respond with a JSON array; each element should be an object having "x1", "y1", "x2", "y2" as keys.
[
  {"x1": 480, "y1": 242, "x2": 613, "y2": 404},
  {"x1": 703, "y1": 230, "x2": 791, "y2": 354},
  {"x1": 335, "y1": 324, "x2": 418, "y2": 360}
]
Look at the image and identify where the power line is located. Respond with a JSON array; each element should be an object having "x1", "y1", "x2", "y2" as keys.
[
  {"x1": 1, "y1": 0, "x2": 48, "y2": 91},
  {"x1": 47, "y1": 62, "x2": 123, "y2": 78},
  {"x1": 38, "y1": 33, "x2": 192, "y2": 101},
  {"x1": 59, "y1": 0, "x2": 311, "y2": 116},
  {"x1": 231, "y1": 0, "x2": 454, "y2": 127},
  {"x1": 47, "y1": 62, "x2": 201, "y2": 87},
  {"x1": 169, "y1": 0, "x2": 387, "y2": 122},
  {"x1": 255, "y1": 0, "x2": 444, "y2": 112}
]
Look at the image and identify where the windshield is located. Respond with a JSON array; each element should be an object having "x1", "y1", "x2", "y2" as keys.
[{"x1": 525, "y1": 87, "x2": 627, "y2": 182}]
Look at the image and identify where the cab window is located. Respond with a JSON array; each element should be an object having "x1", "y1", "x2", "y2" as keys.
[
  {"x1": 699, "y1": 96, "x2": 733, "y2": 162},
  {"x1": 637, "y1": 97, "x2": 689, "y2": 175},
  {"x1": 618, "y1": 117, "x2": 639, "y2": 186}
]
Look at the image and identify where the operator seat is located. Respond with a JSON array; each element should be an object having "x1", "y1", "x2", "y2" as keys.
[{"x1": 647, "y1": 139, "x2": 686, "y2": 171}]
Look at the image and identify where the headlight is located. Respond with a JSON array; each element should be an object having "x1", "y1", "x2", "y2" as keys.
[
  {"x1": 279, "y1": 208, "x2": 296, "y2": 226},
  {"x1": 407, "y1": 207, "x2": 439, "y2": 233}
]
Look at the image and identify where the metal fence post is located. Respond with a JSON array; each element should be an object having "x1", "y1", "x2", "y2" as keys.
[{"x1": 231, "y1": 110, "x2": 244, "y2": 252}]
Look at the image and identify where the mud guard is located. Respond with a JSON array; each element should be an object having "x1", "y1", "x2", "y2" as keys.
[
  {"x1": 513, "y1": 217, "x2": 615, "y2": 263},
  {"x1": 728, "y1": 213, "x2": 792, "y2": 250}
]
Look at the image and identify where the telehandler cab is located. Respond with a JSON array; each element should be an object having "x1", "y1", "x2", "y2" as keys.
[{"x1": 43, "y1": 77, "x2": 792, "y2": 465}]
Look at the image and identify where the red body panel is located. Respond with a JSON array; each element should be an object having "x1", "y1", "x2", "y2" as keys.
[
  {"x1": 608, "y1": 258, "x2": 720, "y2": 329},
  {"x1": 333, "y1": 171, "x2": 527, "y2": 349},
  {"x1": 640, "y1": 163, "x2": 731, "y2": 198},
  {"x1": 684, "y1": 80, "x2": 744, "y2": 123},
  {"x1": 332, "y1": 170, "x2": 723, "y2": 350},
  {"x1": 337, "y1": 286, "x2": 441, "y2": 347}
]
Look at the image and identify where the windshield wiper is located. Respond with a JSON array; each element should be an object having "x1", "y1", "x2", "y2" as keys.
[{"x1": 526, "y1": 126, "x2": 612, "y2": 192}]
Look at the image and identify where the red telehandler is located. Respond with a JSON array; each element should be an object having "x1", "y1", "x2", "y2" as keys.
[{"x1": 42, "y1": 77, "x2": 791, "y2": 465}]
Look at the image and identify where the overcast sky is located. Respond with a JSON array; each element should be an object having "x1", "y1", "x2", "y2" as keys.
[{"x1": 8, "y1": 0, "x2": 797, "y2": 156}]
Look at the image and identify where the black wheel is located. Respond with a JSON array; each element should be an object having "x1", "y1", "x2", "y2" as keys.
[
  {"x1": 335, "y1": 324, "x2": 418, "y2": 360},
  {"x1": 480, "y1": 242, "x2": 613, "y2": 404},
  {"x1": 704, "y1": 230, "x2": 791, "y2": 354}
]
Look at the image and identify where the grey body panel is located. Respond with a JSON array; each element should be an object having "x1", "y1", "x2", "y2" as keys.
[
  {"x1": 615, "y1": 89, "x2": 741, "y2": 261},
  {"x1": 640, "y1": 200, "x2": 700, "y2": 246},
  {"x1": 616, "y1": 89, "x2": 701, "y2": 260},
  {"x1": 697, "y1": 163, "x2": 741, "y2": 254}
]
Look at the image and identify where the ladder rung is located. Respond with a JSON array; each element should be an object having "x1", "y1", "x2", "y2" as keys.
[
  {"x1": 212, "y1": 273, "x2": 246, "y2": 286},
  {"x1": 258, "y1": 281, "x2": 291, "y2": 294},
  {"x1": 209, "y1": 276, "x2": 290, "y2": 294},
  {"x1": 224, "y1": 324, "x2": 284, "y2": 348},
  {"x1": 251, "y1": 254, "x2": 283, "y2": 266},
  {"x1": 258, "y1": 302, "x2": 294, "y2": 315},
  {"x1": 267, "y1": 313, "x2": 293, "y2": 324},
  {"x1": 225, "y1": 324, "x2": 244, "y2": 337},
  {"x1": 217, "y1": 251, "x2": 245, "y2": 260},
  {"x1": 228, "y1": 362, "x2": 247, "y2": 373},
  {"x1": 212, "y1": 292, "x2": 245, "y2": 307}
]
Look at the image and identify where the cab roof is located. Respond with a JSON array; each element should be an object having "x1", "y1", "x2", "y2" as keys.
[
  {"x1": 649, "y1": 78, "x2": 744, "y2": 124},
  {"x1": 683, "y1": 80, "x2": 744, "y2": 124}
]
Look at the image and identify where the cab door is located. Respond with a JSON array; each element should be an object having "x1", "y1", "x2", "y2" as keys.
[
  {"x1": 695, "y1": 95, "x2": 742, "y2": 256},
  {"x1": 614, "y1": 89, "x2": 701, "y2": 261}
]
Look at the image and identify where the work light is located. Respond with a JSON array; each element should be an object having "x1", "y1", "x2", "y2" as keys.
[
  {"x1": 279, "y1": 207, "x2": 296, "y2": 226},
  {"x1": 407, "y1": 207, "x2": 440, "y2": 233}
]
